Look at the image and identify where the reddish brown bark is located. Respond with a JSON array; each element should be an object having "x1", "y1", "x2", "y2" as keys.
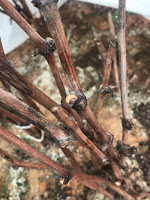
[
  {"x1": 0, "y1": 88, "x2": 70, "y2": 145},
  {"x1": 94, "y1": 43, "x2": 115, "y2": 118},
  {"x1": 0, "y1": 126, "x2": 68, "y2": 176},
  {"x1": 0, "y1": 148, "x2": 47, "y2": 169},
  {"x1": 52, "y1": 106, "x2": 108, "y2": 163},
  {"x1": 117, "y1": 0, "x2": 133, "y2": 144},
  {"x1": 39, "y1": 1, "x2": 82, "y2": 93}
]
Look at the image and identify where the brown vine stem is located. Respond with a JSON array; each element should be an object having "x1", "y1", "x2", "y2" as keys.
[
  {"x1": 0, "y1": 56, "x2": 58, "y2": 110},
  {"x1": 0, "y1": 59, "x2": 105, "y2": 161},
  {"x1": 74, "y1": 174, "x2": 135, "y2": 200},
  {"x1": 0, "y1": 88, "x2": 71, "y2": 146},
  {"x1": 0, "y1": 146, "x2": 130, "y2": 200},
  {"x1": 0, "y1": 145, "x2": 81, "y2": 172},
  {"x1": 44, "y1": 52, "x2": 67, "y2": 101},
  {"x1": 0, "y1": 38, "x2": 44, "y2": 138},
  {"x1": 0, "y1": 126, "x2": 68, "y2": 176},
  {"x1": 52, "y1": 106, "x2": 108, "y2": 163},
  {"x1": 37, "y1": 0, "x2": 112, "y2": 144},
  {"x1": 0, "y1": 55, "x2": 61, "y2": 113},
  {"x1": 0, "y1": 107, "x2": 28, "y2": 125},
  {"x1": 0, "y1": 148, "x2": 47, "y2": 169},
  {"x1": 107, "y1": 10, "x2": 120, "y2": 92},
  {"x1": 82, "y1": 181, "x2": 114, "y2": 200},
  {"x1": 94, "y1": 42, "x2": 115, "y2": 118},
  {"x1": 0, "y1": 52, "x2": 85, "y2": 135},
  {"x1": 0, "y1": 0, "x2": 67, "y2": 101},
  {"x1": 0, "y1": 1, "x2": 86, "y2": 134},
  {"x1": 117, "y1": 0, "x2": 133, "y2": 144},
  {"x1": 38, "y1": 0, "x2": 82, "y2": 94},
  {"x1": 0, "y1": 57, "x2": 107, "y2": 161},
  {"x1": 0, "y1": 38, "x2": 42, "y2": 114},
  {"x1": 0, "y1": 126, "x2": 135, "y2": 199},
  {"x1": 61, "y1": 147, "x2": 82, "y2": 172}
]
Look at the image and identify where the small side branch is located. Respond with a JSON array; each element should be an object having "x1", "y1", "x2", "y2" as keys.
[
  {"x1": 0, "y1": 126, "x2": 68, "y2": 176},
  {"x1": 107, "y1": 10, "x2": 120, "y2": 92},
  {"x1": 82, "y1": 181, "x2": 114, "y2": 200},
  {"x1": 0, "y1": 146, "x2": 81, "y2": 172},
  {"x1": 94, "y1": 42, "x2": 115, "y2": 118},
  {"x1": 61, "y1": 147, "x2": 83, "y2": 172},
  {"x1": 19, "y1": 0, "x2": 33, "y2": 18},
  {"x1": 0, "y1": 107, "x2": 28, "y2": 125},
  {"x1": 0, "y1": 148, "x2": 47, "y2": 169}
]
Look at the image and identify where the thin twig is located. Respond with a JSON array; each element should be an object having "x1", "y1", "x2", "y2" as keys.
[
  {"x1": 0, "y1": 38, "x2": 43, "y2": 138},
  {"x1": 0, "y1": 56, "x2": 57, "y2": 108},
  {"x1": 0, "y1": 107, "x2": 28, "y2": 125},
  {"x1": 0, "y1": 37, "x2": 6, "y2": 58},
  {"x1": 0, "y1": 126, "x2": 68, "y2": 176},
  {"x1": 94, "y1": 42, "x2": 115, "y2": 118},
  {"x1": 82, "y1": 105, "x2": 111, "y2": 143},
  {"x1": 82, "y1": 181, "x2": 114, "y2": 200},
  {"x1": 0, "y1": 38, "x2": 42, "y2": 113},
  {"x1": 0, "y1": 148, "x2": 47, "y2": 169},
  {"x1": 19, "y1": 0, "x2": 33, "y2": 18},
  {"x1": 45, "y1": 54, "x2": 67, "y2": 100},
  {"x1": 61, "y1": 147, "x2": 82, "y2": 172},
  {"x1": 107, "y1": 10, "x2": 120, "y2": 92},
  {"x1": 0, "y1": 145, "x2": 81, "y2": 172}
]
